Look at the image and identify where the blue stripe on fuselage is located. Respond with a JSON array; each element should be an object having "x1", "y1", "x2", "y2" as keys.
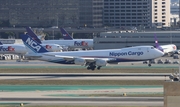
[{"x1": 47, "y1": 57, "x2": 151, "y2": 64}]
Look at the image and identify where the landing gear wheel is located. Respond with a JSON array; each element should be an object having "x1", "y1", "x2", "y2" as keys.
[
  {"x1": 91, "y1": 66, "x2": 96, "y2": 71},
  {"x1": 97, "y1": 66, "x2": 101, "y2": 70},
  {"x1": 87, "y1": 66, "x2": 91, "y2": 70},
  {"x1": 148, "y1": 64, "x2": 151, "y2": 67},
  {"x1": 91, "y1": 68, "x2": 95, "y2": 71}
]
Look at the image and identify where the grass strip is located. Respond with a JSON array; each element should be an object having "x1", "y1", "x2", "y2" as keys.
[{"x1": 0, "y1": 80, "x2": 165, "y2": 85}]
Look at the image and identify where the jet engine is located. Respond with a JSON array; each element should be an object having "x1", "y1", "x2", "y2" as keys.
[
  {"x1": 74, "y1": 58, "x2": 86, "y2": 65},
  {"x1": 96, "y1": 59, "x2": 107, "y2": 66}
]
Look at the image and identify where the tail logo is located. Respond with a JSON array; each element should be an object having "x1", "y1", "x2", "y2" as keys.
[
  {"x1": 173, "y1": 46, "x2": 176, "y2": 50},
  {"x1": 63, "y1": 34, "x2": 68, "y2": 37},
  {"x1": 74, "y1": 41, "x2": 88, "y2": 46},
  {"x1": 8, "y1": 46, "x2": 15, "y2": 51},
  {"x1": 26, "y1": 37, "x2": 41, "y2": 51},
  {"x1": 0, "y1": 46, "x2": 15, "y2": 52},
  {"x1": 45, "y1": 45, "x2": 52, "y2": 49}
]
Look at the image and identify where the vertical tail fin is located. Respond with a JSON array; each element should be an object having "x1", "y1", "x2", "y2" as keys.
[
  {"x1": 60, "y1": 28, "x2": 73, "y2": 40},
  {"x1": 20, "y1": 34, "x2": 48, "y2": 53},
  {"x1": 154, "y1": 34, "x2": 159, "y2": 48},
  {"x1": 154, "y1": 34, "x2": 163, "y2": 52},
  {"x1": 25, "y1": 27, "x2": 42, "y2": 44}
]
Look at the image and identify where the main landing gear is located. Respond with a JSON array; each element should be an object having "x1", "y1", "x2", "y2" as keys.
[
  {"x1": 97, "y1": 66, "x2": 101, "y2": 70},
  {"x1": 16, "y1": 54, "x2": 24, "y2": 62},
  {"x1": 86, "y1": 63, "x2": 101, "y2": 70}
]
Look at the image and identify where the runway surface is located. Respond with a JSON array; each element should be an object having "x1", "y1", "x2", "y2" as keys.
[
  {"x1": 0, "y1": 60, "x2": 179, "y2": 69},
  {"x1": 0, "y1": 97, "x2": 163, "y2": 106},
  {"x1": 0, "y1": 73, "x2": 171, "y2": 80},
  {"x1": 0, "y1": 73, "x2": 171, "y2": 76},
  {"x1": 0, "y1": 85, "x2": 163, "y2": 106},
  {"x1": 0, "y1": 75, "x2": 170, "y2": 81}
]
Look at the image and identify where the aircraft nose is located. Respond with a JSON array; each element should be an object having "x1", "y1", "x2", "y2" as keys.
[
  {"x1": 60, "y1": 46, "x2": 63, "y2": 50},
  {"x1": 156, "y1": 49, "x2": 164, "y2": 57}
]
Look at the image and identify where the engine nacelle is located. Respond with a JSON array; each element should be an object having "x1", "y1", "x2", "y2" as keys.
[
  {"x1": 74, "y1": 58, "x2": 86, "y2": 65},
  {"x1": 61, "y1": 45, "x2": 69, "y2": 51},
  {"x1": 96, "y1": 59, "x2": 107, "y2": 66}
]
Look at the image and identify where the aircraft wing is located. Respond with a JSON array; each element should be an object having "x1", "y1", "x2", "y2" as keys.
[
  {"x1": 55, "y1": 55, "x2": 96, "y2": 62},
  {"x1": 43, "y1": 54, "x2": 116, "y2": 62}
]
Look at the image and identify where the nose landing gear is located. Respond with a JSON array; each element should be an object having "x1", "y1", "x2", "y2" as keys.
[{"x1": 148, "y1": 60, "x2": 152, "y2": 67}]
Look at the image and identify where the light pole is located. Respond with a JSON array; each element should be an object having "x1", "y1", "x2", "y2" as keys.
[
  {"x1": 57, "y1": 16, "x2": 59, "y2": 28},
  {"x1": 169, "y1": 22, "x2": 172, "y2": 44},
  {"x1": 52, "y1": 30, "x2": 54, "y2": 40},
  {"x1": 154, "y1": 24, "x2": 156, "y2": 32}
]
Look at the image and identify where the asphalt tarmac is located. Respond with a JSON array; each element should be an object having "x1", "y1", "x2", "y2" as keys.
[
  {"x1": 0, "y1": 58, "x2": 177, "y2": 106},
  {"x1": 0, "y1": 97, "x2": 163, "y2": 106},
  {"x1": 0, "y1": 73, "x2": 170, "y2": 80}
]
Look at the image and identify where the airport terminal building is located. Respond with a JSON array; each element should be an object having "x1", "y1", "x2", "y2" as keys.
[{"x1": 94, "y1": 31, "x2": 180, "y2": 50}]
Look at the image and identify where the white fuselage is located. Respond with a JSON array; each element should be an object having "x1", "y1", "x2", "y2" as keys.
[
  {"x1": 40, "y1": 44, "x2": 62, "y2": 52},
  {"x1": 0, "y1": 43, "x2": 62, "y2": 55},
  {"x1": 0, "y1": 44, "x2": 27, "y2": 55},
  {"x1": 160, "y1": 44, "x2": 176, "y2": 54},
  {"x1": 36, "y1": 46, "x2": 164, "y2": 64},
  {"x1": 42, "y1": 39, "x2": 93, "y2": 49}
]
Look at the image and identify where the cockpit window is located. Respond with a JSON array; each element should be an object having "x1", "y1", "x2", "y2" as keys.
[{"x1": 151, "y1": 47, "x2": 154, "y2": 49}]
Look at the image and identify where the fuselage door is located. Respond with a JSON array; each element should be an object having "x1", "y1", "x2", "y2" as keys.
[{"x1": 147, "y1": 47, "x2": 149, "y2": 52}]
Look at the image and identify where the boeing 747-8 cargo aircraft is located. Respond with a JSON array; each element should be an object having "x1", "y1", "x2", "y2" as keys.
[{"x1": 20, "y1": 34, "x2": 164, "y2": 70}]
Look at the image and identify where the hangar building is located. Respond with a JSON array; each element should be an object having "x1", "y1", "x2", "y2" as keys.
[{"x1": 93, "y1": 31, "x2": 180, "y2": 50}]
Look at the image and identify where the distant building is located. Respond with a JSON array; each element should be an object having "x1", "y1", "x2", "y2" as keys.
[
  {"x1": 170, "y1": 1, "x2": 179, "y2": 26},
  {"x1": 0, "y1": 0, "x2": 103, "y2": 28},
  {"x1": 79, "y1": 0, "x2": 104, "y2": 27},
  {"x1": 171, "y1": 2, "x2": 179, "y2": 15},
  {"x1": 103, "y1": 0, "x2": 170, "y2": 28},
  {"x1": 0, "y1": 0, "x2": 171, "y2": 28},
  {"x1": 0, "y1": 0, "x2": 79, "y2": 27}
]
